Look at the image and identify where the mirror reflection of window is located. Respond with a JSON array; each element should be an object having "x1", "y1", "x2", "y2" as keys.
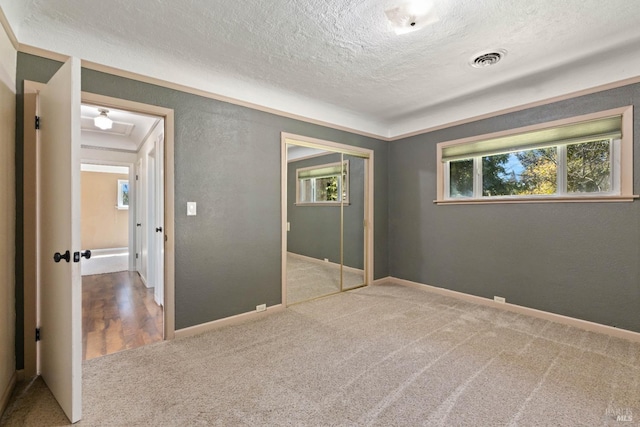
[{"x1": 296, "y1": 161, "x2": 349, "y2": 205}]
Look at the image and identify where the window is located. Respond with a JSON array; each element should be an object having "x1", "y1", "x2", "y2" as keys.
[
  {"x1": 436, "y1": 106, "x2": 634, "y2": 203},
  {"x1": 117, "y1": 179, "x2": 129, "y2": 209},
  {"x1": 296, "y1": 161, "x2": 349, "y2": 205}
]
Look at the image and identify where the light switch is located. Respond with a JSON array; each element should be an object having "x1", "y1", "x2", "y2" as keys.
[{"x1": 187, "y1": 202, "x2": 197, "y2": 216}]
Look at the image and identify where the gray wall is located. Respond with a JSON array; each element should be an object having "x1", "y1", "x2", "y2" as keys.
[
  {"x1": 287, "y1": 152, "x2": 365, "y2": 269},
  {"x1": 390, "y1": 83, "x2": 640, "y2": 333},
  {"x1": 14, "y1": 53, "x2": 389, "y2": 369}
]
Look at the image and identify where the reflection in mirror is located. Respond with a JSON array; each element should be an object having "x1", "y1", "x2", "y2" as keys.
[
  {"x1": 342, "y1": 154, "x2": 365, "y2": 290},
  {"x1": 286, "y1": 145, "x2": 342, "y2": 304}
]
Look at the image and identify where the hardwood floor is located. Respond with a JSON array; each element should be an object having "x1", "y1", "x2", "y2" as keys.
[{"x1": 82, "y1": 271, "x2": 163, "y2": 361}]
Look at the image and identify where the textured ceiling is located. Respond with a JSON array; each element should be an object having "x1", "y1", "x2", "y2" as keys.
[{"x1": 3, "y1": 0, "x2": 640, "y2": 138}]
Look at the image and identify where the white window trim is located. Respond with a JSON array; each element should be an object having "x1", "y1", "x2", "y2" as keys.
[
  {"x1": 295, "y1": 160, "x2": 350, "y2": 206},
  {"x1": 435, "y1": 106, "x2": 636, "y2": 204}
]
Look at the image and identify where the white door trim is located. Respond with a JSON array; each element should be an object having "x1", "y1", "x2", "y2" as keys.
[
  {"x1": 281, "y1": 132, "x2": 375, "y2": 307},
  {"x1": 80, "y1": 92, "x2": 176, "y2": 340}
]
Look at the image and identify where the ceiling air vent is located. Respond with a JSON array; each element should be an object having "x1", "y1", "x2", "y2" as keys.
[{"x1": 470, "y1": 49, "x2": 507, "y2": 68}]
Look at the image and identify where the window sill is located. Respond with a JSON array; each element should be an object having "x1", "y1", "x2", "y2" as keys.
[
  {"x1": 295, "y1": 202, "x2": 351, "y2": 207},
  {"x1": 434, "y1": 195, "x2": 639, "y2": 205}
]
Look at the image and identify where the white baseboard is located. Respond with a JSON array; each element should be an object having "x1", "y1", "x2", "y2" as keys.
[
  {"x1": 81, "y1": 247, "x2": 129, "y2": 276},
  {"x1": 379, "y1": 276, "x2": 640, "y2": 344},
  {"x1": 1, "y1": 371, "x2": 17, "y2": 417},
  {"x1": 174, "y1": 304, "x2": 285, "y2": 339},
  {"x1": 287, "y1": 251, "x2": 364, "y2": 275},
  {"x1": 154, "y1": 294, "x2": 163, "y2": 307},
  {"x1": 139, "y1": 272, "x2": 149, "y2": 288}
]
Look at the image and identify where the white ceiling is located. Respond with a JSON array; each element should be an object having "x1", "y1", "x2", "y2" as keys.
[
  {"x1": 81, "y1": 104, "x2": 160, "y2": 152},
  {"x1": 4, "y1": 0, "x2": 640, "y2": 138},
  {"x1": 287, "y1": 144, "x2": 330, "y2": 162}
]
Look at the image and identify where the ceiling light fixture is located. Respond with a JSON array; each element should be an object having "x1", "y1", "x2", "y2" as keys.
[
  {"x1": 94, "y1": 109, "x2": 113, "y2": 130},
  {"x1": 385, "y1": 1, "x2": 438, "y2": 35}
]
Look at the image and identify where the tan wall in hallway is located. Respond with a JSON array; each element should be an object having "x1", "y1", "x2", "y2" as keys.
[
  {"x1": 0, "y1": 18, "x2": 16, "y2": 412},
  {"x1": 81, "y1": 171, "x2": 129, "y2": 249}
]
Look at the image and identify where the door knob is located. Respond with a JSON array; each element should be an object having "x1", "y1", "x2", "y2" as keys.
[
  {"x1": 156, "y1": 227, "x2": 163, "y2": 232},
  {"x1": 73, "y1": 250, "x2": 91, "y2": 262},
  {"x1": 53, "y1": 250, "x2": 70, "y2": 263}
]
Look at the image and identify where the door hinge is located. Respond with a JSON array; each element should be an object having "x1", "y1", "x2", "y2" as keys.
[
  {"x1": 136, "y1": 253, "x2": 139, "y2": 259},
  {"x1": 136, "y1": 174, "x2": 139, "y2": 181},
  {"x1": 35, "y1": 116, "x2": 40, "y2": 130},
  {"x1": 35, "y1": 327, "x2": 41, "y2": 342}
]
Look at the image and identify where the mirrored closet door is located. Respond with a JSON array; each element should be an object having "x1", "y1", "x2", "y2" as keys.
[{"x1": 286, "y1": 142, "x2": 368, "y2": 305}]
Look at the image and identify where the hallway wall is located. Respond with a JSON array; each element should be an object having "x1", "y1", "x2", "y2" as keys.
[{"x1": 81, "y1": 171, "x2": 129, "y2": 249}]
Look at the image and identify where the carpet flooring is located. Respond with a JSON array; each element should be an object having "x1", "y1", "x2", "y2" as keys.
[
  {"x1": 287, "y1": 253, "x2": 365, "y2": 304},
  {"x1": 2, "y1": 283, "x2": 639, "y2": 426}
]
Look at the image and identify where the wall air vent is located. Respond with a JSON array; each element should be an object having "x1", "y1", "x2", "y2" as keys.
[{"x1": 470, "y1": 49, "x2": 507, "y2": 68}]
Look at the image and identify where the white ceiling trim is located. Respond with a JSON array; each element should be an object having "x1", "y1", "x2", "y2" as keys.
[
  {"x1": 80, "y1": 164, "x2": 129, "y2": 174},
  {"x1": 0, "y1": 6, "x2": 18, "y2": 50}
]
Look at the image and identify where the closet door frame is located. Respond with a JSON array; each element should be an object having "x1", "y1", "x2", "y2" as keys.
[{"x1": 281, "y1": 132, "x2": 374, "y2": 307}]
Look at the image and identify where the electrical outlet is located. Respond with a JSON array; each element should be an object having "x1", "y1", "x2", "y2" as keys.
[
  {"x1": 494, "y1": 296, "x2": 506, "y2": 304},
  {"x1": 256, "y1": 304, "x2": 266, "y2": 312},
  {"x1": 324, "y1": 258, "x2": 329, "y2": 262}
]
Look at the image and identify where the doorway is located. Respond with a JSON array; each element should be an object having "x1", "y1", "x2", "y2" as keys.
[
  {"x1": 281, "y1": 133, "x2": 374, "y2": 306},
  {"x1": 78, "y1": 103, "x2": 166, "y2": 360},
  {"x1": 22, "y1": 81, "x2": 176, "y2": 377}
]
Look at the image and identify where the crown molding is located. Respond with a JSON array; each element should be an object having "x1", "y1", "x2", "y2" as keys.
[
  {"x1": 13, "y1": 38, "x2": 640, "y2": 143},
  {"x1": 0, "y1": 6, "x2": 18, "y2": 50},
  {"x1": 387, "y1": 74, "x2": 640, "y2": 141},
  {"x1": 18, "y1": 43, "x2": 392, "y2": 141}
]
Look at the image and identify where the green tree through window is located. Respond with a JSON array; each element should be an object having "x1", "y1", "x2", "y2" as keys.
[{"x1": 567, "y1": 140, "x2": 610, "y2": 192}]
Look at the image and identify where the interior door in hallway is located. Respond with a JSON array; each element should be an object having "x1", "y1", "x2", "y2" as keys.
[
  {"x1": 38, "y1": 57, "x2": 83, "y2": 423},
  {"x1": 136, "y1": 159, "x2": 142, "y2": 274}
]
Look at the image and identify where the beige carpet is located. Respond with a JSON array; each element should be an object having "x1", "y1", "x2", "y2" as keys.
[
  {"x1": 2, "y1": 283, "x2": 639, "y2": 426},
  {"x1": 287, "y1": 253, "x2": 365, "y2": 304}
]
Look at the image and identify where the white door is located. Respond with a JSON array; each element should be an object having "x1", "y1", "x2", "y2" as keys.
[
  {"x1": 135, "y1": 159, "x2": 142, "y2": 273},
  {"x1": 154, "y1": 133, "x2": 165, "y2": 306},
  {"x1": 38, "y1": 57, "x2": 82, "y2": 423},
  {"x1": 147, "y1": 150, "x2": 156, "y2": 289}
]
